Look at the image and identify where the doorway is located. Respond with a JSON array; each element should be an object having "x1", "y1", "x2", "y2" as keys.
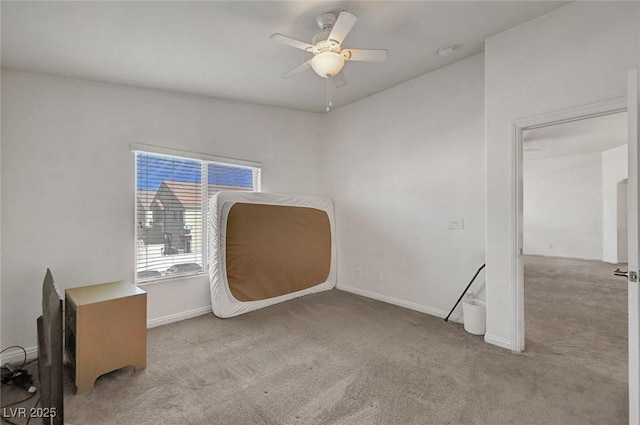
[
  {"x1": 520, "y1": 113, "x2": 628, "y2": 418},
  {"x1": 509, "y1": 97, "x2": 628, "y2": 353}
]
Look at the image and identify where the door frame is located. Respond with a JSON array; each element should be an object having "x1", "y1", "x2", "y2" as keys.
[
  {"x1": 508, "y1": 97, "x2": 627, "y2": 353},
  {"x1": 627, "y1": 68, "x2": 639, "y2": 425}
]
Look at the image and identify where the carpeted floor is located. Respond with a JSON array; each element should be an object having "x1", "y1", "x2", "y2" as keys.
[{"x1": 2, "y1": 255, "x2": 628, "y2": 424}]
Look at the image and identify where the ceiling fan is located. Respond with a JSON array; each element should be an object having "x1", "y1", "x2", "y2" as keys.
[{"x1": 270, "y1": 10, "x2": 388, "y2": 110}]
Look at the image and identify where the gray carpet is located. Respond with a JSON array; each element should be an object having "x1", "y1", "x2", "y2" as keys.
[{"x1": 3, "y1": 256, "x2": 628, "y2": 424}]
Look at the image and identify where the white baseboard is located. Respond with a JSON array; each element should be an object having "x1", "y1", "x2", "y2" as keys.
[
  {"x1": 484, "y1": 333, "x2": 513, "y2": 350},
  {"x1": 337, "y1": 284, "x2": 463, "y2": 323},
  {"x1": 524, "y1": 253, "x2": 603, "y2": 262},
  {"x1": 146, "y1": 306, "x2": 211, "y2": 329},
  {"x1": 1, "y1": 345, "x2": 38, "y2": 366}
]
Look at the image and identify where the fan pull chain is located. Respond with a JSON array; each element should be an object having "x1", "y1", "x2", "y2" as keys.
[{"x1": 326, "y1": 75, "x2": 333, "y2": 112}]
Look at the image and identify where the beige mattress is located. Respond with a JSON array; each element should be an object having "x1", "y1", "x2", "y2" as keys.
[{"x1": 209, "y1": 192, "x2": 336, "y2": 318}]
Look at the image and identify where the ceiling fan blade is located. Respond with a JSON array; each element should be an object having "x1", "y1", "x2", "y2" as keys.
[
  {"x1": 342, "y1": 49, "x2": 388, "y2": 62},
  {"x1": 332, "y1": 71, "x2": 347, "y2": 88},
  {"x1": 328, "y1": 11, "x2": 357, "y2": 45},
  {"x1": 270, "y1": 33, "x2": 313, "y2": 52},
  {"x1": 282, "y1": 60, "x2": 312, "y2": 79}
]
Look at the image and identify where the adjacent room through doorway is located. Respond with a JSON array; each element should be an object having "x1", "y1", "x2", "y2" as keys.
[{"x1": 522, "y1": 112, "x2": 629, "y2": 419}]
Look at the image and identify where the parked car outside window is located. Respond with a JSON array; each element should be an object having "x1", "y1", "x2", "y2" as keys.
[
  {"x1": 165, "y1": 263, "x2": 203, "y2": 275},
  {"x1": 137, "y1": 270, "x2": 162, "y2": 280}
]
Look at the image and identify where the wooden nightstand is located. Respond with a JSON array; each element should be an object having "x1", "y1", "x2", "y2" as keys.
[{"x1": 65, "y1": 280, "x2": 147, "y2": 393}]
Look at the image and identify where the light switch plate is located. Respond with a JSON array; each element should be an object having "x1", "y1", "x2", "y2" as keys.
[{"x1": 447, "y1": 219, "x2": 464, "y2": 230}]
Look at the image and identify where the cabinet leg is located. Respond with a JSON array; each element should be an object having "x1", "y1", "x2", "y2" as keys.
[{"x1": 75, "y1": 374, "x2": 96, "y2": 393}]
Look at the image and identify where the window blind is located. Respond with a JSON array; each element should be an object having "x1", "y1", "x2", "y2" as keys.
[
  {"x1": 207, "y1": 161, "x2": 261, "y2": 193},
  {"x1": 135, "y1": 152, "x2": 260, "y2": 283}
]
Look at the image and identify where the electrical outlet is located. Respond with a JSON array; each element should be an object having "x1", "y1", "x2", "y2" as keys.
[
  {"x1": 378, "y1": 272, "x2": 384, "y2": 282},
  {"x1": 447, "y1": 219, "x2": 464, "y2": 230},
  {"x1": 355, "y1": 268, "x2": 362, "y2": 278}
]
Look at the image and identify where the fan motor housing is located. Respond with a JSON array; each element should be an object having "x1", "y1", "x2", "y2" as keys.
[
  {"x1": 316, "y1": 12, "x2": 336, "y2": 30},
  {"x1": 311, "y1": 37, "x2": 340, "y2": 54}
]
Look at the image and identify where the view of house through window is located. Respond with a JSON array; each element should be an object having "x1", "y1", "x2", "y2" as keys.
[{"x1": 135, "y1": 151, "x2": 261, "y2": 282}]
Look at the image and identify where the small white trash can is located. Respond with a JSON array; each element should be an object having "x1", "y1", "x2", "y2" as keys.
[{"x1": 462, "y1": 298, "x2": 486, "y2": 335}]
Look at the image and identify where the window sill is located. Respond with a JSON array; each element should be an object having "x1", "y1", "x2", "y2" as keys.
[{"x1": 135, "y1": 271, "x2": 208, "y2": 287}]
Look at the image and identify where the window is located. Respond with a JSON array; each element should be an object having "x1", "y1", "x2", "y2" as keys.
[{"x1": 134, "y1": 147, "x2": 261, "y2": 283}]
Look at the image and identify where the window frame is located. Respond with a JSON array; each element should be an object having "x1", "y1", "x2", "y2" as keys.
[{"x1": 132, "y1": 143, "x2": 262, "y2": 285}]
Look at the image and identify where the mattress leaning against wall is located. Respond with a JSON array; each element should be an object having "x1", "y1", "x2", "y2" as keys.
[{"x1": 209, "y1": 191, "x2": 337, "y2": 318}]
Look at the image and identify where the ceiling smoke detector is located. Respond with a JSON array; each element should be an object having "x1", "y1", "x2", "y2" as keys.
[{"x1": 437, "y1": 45, "x2": 456, "y2": 57}]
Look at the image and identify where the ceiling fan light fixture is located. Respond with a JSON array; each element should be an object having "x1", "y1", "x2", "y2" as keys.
[{"x1": 311, "y1": 51, "x2": 345, "y2": 78}]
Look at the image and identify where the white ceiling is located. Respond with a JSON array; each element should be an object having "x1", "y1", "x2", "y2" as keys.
[
  {"x1": 1, "y1": 1, "x2": 568, "y2": 113},
  {"x1": 523, "y1": 112, "x2": 627, "y2": 160}
]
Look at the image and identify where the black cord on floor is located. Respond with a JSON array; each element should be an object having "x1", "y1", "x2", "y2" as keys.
[
  {"x1": 22, "y1": 359, "x2": 37, "y2": 368},
  {"x1": 1, "y1": 346, "x2": 39, "y2": 425},
  {"x1": 0, "y1": 347, "x2": 28, "y2": 371}
]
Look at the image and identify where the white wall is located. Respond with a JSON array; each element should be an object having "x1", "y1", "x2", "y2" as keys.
[
  {"x1": 523, "y1": 144, "x2": 628, "y2": 263},
  {"x1": 320, "y1": 54, "x2": 485, "y2": 319},
  {"x1": 1, "y1": 69, "x2": 322, "y2": 351},
  {"x1": 485, "y1": 1, "x2": 639, "y2": 347},
  {"x1": 603, "y1": 144, "x2": 629, "y2": 263},
  {"x1": 523, "y1": 152, "x2": 603, "y2": 260}
]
